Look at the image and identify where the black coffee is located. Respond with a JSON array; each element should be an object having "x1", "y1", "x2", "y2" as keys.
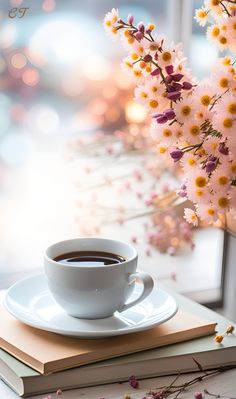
[{"x1": 54, "y1": 251, "x2": 126, "y2": 266}]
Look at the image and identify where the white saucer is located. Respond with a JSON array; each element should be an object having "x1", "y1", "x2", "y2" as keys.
[{"x1": 4, "y1": 274, "x2": 178, "y2": 338}]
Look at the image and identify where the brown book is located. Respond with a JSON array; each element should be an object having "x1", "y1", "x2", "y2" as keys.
[{"x1": 0, "y1": 302, "x2": 216, "y2": 375}]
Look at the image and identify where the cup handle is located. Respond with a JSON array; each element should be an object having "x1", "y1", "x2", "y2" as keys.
[{"x1": 118, "y1": 271, "x2": 154, "y2": 313}]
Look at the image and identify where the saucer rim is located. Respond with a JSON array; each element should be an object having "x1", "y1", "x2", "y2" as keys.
[{"x1": 4, "y1": 273, "x2": 178, "y2": 338}]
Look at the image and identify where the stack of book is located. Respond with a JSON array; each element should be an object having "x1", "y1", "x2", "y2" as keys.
[{"x1": 0, "y1": 288, "x2": 236, "y2": 397}]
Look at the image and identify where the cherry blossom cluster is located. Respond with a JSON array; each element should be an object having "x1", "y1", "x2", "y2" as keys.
[{"x1": 104, "y1": 5, "x2": 236, "y2": 226}]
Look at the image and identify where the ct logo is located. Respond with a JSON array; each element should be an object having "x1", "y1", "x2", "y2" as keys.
[{"x1": 8, "y1": 7, "x2": 29, "y2": 18}]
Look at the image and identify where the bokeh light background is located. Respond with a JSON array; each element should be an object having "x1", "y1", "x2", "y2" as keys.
[{"x1": 0, "y1": 0, "x2": 219, "y2": 285}]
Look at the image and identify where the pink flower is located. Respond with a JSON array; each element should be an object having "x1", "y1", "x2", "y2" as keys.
[{"x1": 184, "y1": 208, "x2": 199, "y2": 226}]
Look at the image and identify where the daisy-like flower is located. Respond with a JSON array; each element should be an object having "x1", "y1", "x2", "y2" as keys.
[
  {"x1": 181, "y1": 152, "x2": 199, "y2": 172},
  {"x1": 184, "y1": 208, "x2": 199, "y2": 226},
  {"x1": 151, "y1": 121, "x2": 177, "y2": 145},
  {"x1": 103, "y1": 8, "x2": 119, "y2": 37},
  {"x1": 229, "y1": 159, "x2": 236, "y2": 180},
  {"x1": 194, "y1": 82, "x2": 216, "y2": 108},
  {"x1": 194, "y1": 8, "x2": 209, "y2": 26},
  {"x1": 134, "y1": 85, "x2": 149, "y2": 105},
  {"x1": 206, "y1": 24, "x2": 221, "y2": 43},
  {"x1": 211, "y1": 68, "x2": 235, "y2": 93},
  {"x1": 202, "y1": 136, "x2": 221, "y2": 156},
  {"x1": 204, "y1": 0, "x2": 223, "y2": 20},
  {"x1": 157, "y1": 44, "x2": 178, "y2": 68},
  {"x1": 182, "y1": 120, "x2": 203, "y2": 145},
  {"x1": 189, "y1": 167, "x2": 209, "y2": 189},
  {"x1": 225, "y1": 16, "x2": 236, "y2": 53},
  {"x1": 197, "y1": 203, "x2": 218, "y2": 222},
  {"x1": 173, "y1": 95, "x2": 196, "y2": 124},
  {"x1": 156, "y1": 143, "x2": 169, "y2": 155},
  {"x1": 214, "y1": 192, "x2": 231, "y2": 213},
  {"x1": 210, "y1": 165, "x2": 231, "y2": 192},
  {"x1": 216, "y1": 27, "x2": 230, "y2": 51},
  {"x1": 212, "y1": 112, "x2": 235, "y2": 138},
  {"x1": 214, "y1": 92, "x2": 236, "y2": 117},
  {"x1": 186, "y1": 182, "x2": 210, "y2": 204},
  {"x1": 121, "y1": 56, "x2": 145, "y2": 83}
]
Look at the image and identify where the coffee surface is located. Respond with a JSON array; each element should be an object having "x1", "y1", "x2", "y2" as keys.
[{"x1": 54, "y1": 251, "x2": 126, "y2": 266}]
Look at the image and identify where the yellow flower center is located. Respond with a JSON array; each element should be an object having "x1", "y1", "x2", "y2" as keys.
[
  {"x1": 146, "y1": 65, "x2": 152, "y2": 73},
  {"x1": 149, "y1": 100, "x2": 158, "y2": 108},
  {"x1": 220, "y1": 78, "x2": 229, "y2": 88},
  {"x1": 140, "y1": 91, "x2": 148, "y2": 98},
  {"x1": 208, "y1": 208, "x2": 215, "y2": 216},
  {"x1": 195, "y1": 176, "x2": 207, "y2": 187},
  {"x1": 218, "y1": 176, "x2": 228, "y2": 185},
  {"x1": 139, "y1": 61, "x2": 146, "y2": 69},
  {"x1": 212, "y1": 0, "x2": 220, "y2": 6},
  {"x1": 198, "y1": 10, "x2": 207, "y2": 18},
  {"x1": 163, "y1": 129, "x2": 172, "y2": 137},
  {"x1": 233, "y1": 22, "x2": 236, "y2": 30},
  {"x1": 218, "y1": 197, "x2": 228, "y2": 208},
  {"x1": 223, "y1": 56, "x2": 231, "y2": 65},
  {"x1": 211, "y1": 142, "x2": 217, "y2": 150},
  {"x1": 138, "y1": 46, "x2": 144, "y2": 53},
  {"x1": 181, "y1": 105, "x2": 191, "y2": 116},
  {"x1": 111, "y1": 27, "x2": 117, "y2": 34},
  {"x1": 112, "y1": 15, "x2": 118, "y2": 23},
  {"x1": 133, "y1": 70, "x2": 142, "y2": 77},
  {"x1": 125, "y1": 61, "x2": 132, "y2": 68},
  {"x1": 190, "y1": 125, "x2": 200, "y2": 136},
  {"x1": 131, "y1": 53, "x2": 139, "y2": 60},
  {"x1": 152, "y1": 86, "x2": 158, "y2": 92},
  {"x1": 200, "y1": 95, "x2": 211, "y2": 106},
  {"x1": 162, "y1": 52, "x2": 172, "y2": 62},
  {"x1": 105, "y1": 20, "x2": 111, "y2": 26},
  {"x1": 228, "y1": 103, "x2": 236, "y2": 114},
  {"x1": 223, "y1": 118, "x2": 233, "y2": 128},
  {"x1": 231, "y1": 163, "x2": 236, "y2": 174},
  {"x1": 188, "y1": 158, "x2": 196, "y2": 166},
  {"x1": 212, "y1": 26, "x2": 220, "y2": 37},
  {"x1": 219, "y1": 36, "x2": 227, "y2": 45},
  {"x1": 195, "y1": 189, "x2": 204, "y2": 197},
  {"x1": 148, "y1": 23, "x2": 155, "y2": 31},
  {"x1": 127, "y1": 37, "x2": 135, "y2": 44},
  {"x1": 159, "y1": 146, "x2": 167, "y2": 154},
  {"x1": 124, "y1": 29, "x2": 131, "y2": 37}
]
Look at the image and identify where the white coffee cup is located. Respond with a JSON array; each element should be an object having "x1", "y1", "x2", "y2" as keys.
[{"x1": 44, "y1": 238, "x2": 154, "y2": 319}]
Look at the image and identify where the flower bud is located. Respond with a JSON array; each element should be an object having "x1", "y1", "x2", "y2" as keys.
[
  {"x1": 171, "y1": 73, "x2": 184, "y2": 82},
  {"x1": 164, "y1": 108, "x2": 175, "y2": 120},
  {"x1": 135, "y1": 31, "x2": 143, "y2": 42},
  {"x1": 182, "y1": 81, "x2": 193, "y2": 90},
  {"x1": 127, "y1": 14, "x2": 134, "y2": 24},
  {"x1": 143, "y1": 54, "x2": 152, "y2": 62},
  {"x1": 219, "y1": 143, "x2": 229, "y2": 155},
  {"x1": 166, "y1": 75, "x2": 173, "y2": 84},
  {"x1": 167, "y1": 91, "x2": 181, "y2": 101},
  {"x1": 165, "y1": 65, "x2": 174, "y2": 75},
  {"x1": 205, "y1": 161, "x2": 217, "y2": 173},
  {"x1": 151, "y1": 68, "x2": 160, "y2": 76},
  {"x1": 194, "y1": 392, "x2": 203, "y2": 399},
  {"x1": 155, "y1": 115, "x2": 168, "y2": 124},
  {"x1": 137, "y1": 21, "x2": 145, "y2": 32},
  {"x1": 172, "y1": 82, "x2": 182, "y2": 91},
  {"x1": 170, "y1": 148, "x2": 183, "y2": 162}
]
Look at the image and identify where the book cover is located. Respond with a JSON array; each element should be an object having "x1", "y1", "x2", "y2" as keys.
[{"x1": 0, "y1": 300, "x2": 216, "y2": 374}]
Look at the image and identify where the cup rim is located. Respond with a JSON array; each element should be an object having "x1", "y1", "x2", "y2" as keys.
[{"x1": 44, "y1": 237, "x2": 138, "y2": 268}]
